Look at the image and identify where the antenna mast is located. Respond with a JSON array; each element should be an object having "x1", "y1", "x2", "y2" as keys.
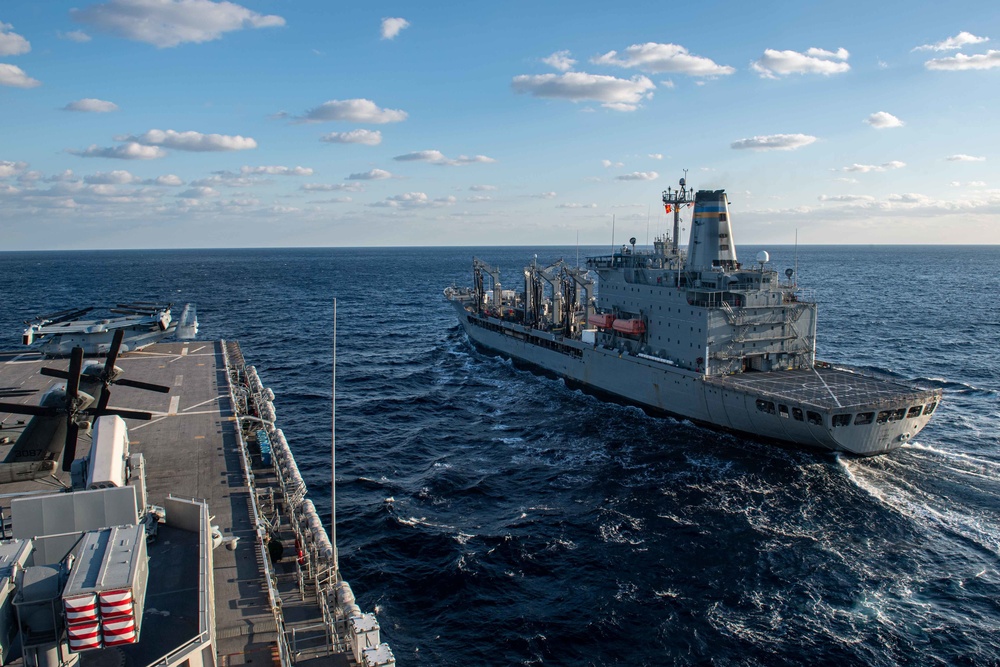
[{"x1": 662, "y1": 169, "x2": 692, "y2": 255}]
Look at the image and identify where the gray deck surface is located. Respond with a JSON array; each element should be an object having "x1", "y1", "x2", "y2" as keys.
[
  {"x1": 710, "y1": 365, "x2": 937, "y2": 410},
  {"x1": 0, "y1": 342, "x2": 348, "y2": 667}
]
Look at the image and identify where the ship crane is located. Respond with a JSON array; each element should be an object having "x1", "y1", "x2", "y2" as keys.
[
  {"x1": 561, "y1": 265, "x2": 595, "y2": 332},
  {"x1": 472, "y1": 258, "x2": 502, "y2": 313}
]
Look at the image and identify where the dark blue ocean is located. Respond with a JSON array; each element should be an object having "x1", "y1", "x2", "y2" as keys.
[{"x1": 1, "y1": 245, "x2": 998, "y2": 666}]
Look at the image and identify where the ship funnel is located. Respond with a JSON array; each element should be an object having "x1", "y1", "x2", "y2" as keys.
[{"x1": 684, "y1": 190, "x2": 738, "y2": 273}]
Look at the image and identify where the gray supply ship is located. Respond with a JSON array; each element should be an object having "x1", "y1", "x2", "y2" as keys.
[
  {"x1": 446, "y1": 180, "x2": 941, "y2": 456},
  {"x1": 0, "y1": 306, "x2": 394, "y2": 667}
]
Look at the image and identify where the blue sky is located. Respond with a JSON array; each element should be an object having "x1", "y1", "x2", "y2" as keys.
[{"x1": 1, "y1": 0, "x2": 998, "y2": 249}]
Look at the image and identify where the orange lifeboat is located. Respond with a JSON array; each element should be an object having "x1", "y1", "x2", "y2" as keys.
[
  {"x1": 588, "y1": 313, "x2": 615, "y2": 328},
  {"x1": 612, "y1": 319, "x2": 646, "y2": 335}
]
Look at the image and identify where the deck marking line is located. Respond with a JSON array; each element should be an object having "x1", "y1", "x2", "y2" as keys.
[
  {"x1": 182, "y1": 396, "x2": 223, "y2": 412},
  {"x1": 812, "y1": 368, "x2": 843, "y2": 408},
  {"x1": 174, "y1": 375, "x2": 184, "y2": 387},
  {"x1": 130, "y1": 416, "x2": 167, "y2": 431},
  {"x1": 168, "y1": 396, "x2": 180, "y2": 415},
  {"x1": 181, "y1": 347, "x2": 189, "y2": 356}
]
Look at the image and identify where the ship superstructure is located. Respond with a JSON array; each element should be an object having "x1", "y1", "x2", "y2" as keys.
[{"x1": 446, "y1": 181, "x2": 941, "y2": 455}]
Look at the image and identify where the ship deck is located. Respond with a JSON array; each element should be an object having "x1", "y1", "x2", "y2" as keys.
[
  {"x1": 709, "y1": 365, "x2": 937, "y2": 411},
  {"x1": 0, "y1": 342, "x2": 348, "y2": 667}
]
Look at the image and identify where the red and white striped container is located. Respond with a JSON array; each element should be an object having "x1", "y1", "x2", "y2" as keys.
[
  {"x1": 99, "y1": 589, "x2": 134, "y2": 618},
  {"x1": 64, "y1": 594, "x2": 99, "y2": 623},
  {"x1": 102, "y1": 616, "x2": 137, "y2": 646},
  {"x1": 67, "y1": 622, "x2": 103, "y2": 652}
]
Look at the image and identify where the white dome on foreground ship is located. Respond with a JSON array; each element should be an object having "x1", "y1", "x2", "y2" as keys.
[{"x1": 446, "y1": 180, "x2": 941, "y2": 456}]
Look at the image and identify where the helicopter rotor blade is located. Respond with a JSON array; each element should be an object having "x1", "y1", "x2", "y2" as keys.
[
  {"x1": 0, "y1": 402, "x2": 59, "y2": 417},
  {"x1": 115, "y1": 378, "x2": 171, "y2": 393},
  {"x1": 95, "y1": 386, "x2": 112, "y2": 414},
  {"x1": 88, "y1": 408, "x2": 153, "y2": 421},
  {"x1": 62, "y1": 419, "x2": 79, "y2": 472},
  {"x1": 40, "y1": 368, "x2": 72, "y2": 380},
  {"x1": 103, "y1": 329, "x2": 125, "y2": 380},
  {"x1": 65, "y1": 347, "x2": 84, "y2": 407}
]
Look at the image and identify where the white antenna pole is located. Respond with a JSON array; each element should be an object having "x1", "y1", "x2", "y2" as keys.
[
  {"x1": 794, "y1": 229, "x2": 799, "y2": 288},
  {"x1": 332, "y1": 297, "x2": 338, "y2": 571},
  {"x1": 611, "y1": 214, "x2": 615, "y2": 254}
]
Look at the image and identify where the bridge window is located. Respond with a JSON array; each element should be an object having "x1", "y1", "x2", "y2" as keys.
[
  {"x1": 779, "y1": 404, "x2": 789, "y2": 418},
  {"x1": 907, "y1": 406, "x2": 923, "y2": 418},
  {"x1": 806, "y1": 411, "x2": 823, "y2": 425},
  {"x1": 832, "y1": 414, "x2": 851, "y2": 427},
  {"x1": 756, "y1": 399, "x2": 776, "y2": 414},
  {"x1": 854, "y1": 412, "x2": 874, "y2": 425},
  {"x1": 923, "y1": 402, "x2": 937, "y2": 415},
  {"x1": 792, "y1": 407, "x2": 803, "y2": 421}
]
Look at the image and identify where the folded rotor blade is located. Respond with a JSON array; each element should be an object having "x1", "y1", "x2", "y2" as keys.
[
  {"x1": 0, "y1": 402, "x2": 59, "y2": 417},
  {"x1": 40, "y1": 368, "x2": 72, "y2": 380},
  {"x1": 103, "y1": 329, "x2": 125, "y2": 379},
  {"x1": 98, "y1": 408, "x2": 153, "y2": 421},
  {"x1": 65, "y1": 347, "x2": 84, "y2": 405},
  {"x1": 62, "y1": 420, "x2": 79, "y2": 472},
  {"x1": 115, "y1": 378, "x2": 171, "y2": 393},
  {"x1": 95, "y1": 387, "x2": 112, "y2": 414}
]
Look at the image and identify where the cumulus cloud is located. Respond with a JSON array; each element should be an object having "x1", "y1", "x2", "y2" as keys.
[
  {"x1": 84, "y1": 170, "x2": 138, "y2": 184},
  {"x1": 0, "y1": 63, "x2": 41, "y2": 88},
  {"x1": 818, "y1": 194, "x2": 877, "y2": 203},
  {"x1": 926, "y1": 51, "x2": 1000, "y2": 71},
  {"x1": 117, "y1": 129, "x2": 257, "y2": 151},
  {"x1": 64, "y1": 98, "x2": 119, "y2": 113},
  {"x1": 393, "y1": 150, "x2": 496, "y2": 166},
  {"x1": 0, "y1": 22, "x2": 30, "y2": 56},
  {"x1": 864, "y1": 111, "x2": 904, "y2": 129},
  {"x1": 840, "y1": 161, "x2": 906, "y2": 172},
  {"x1": 511, "y1": 72, "x2": 655, "y2": 111},
  {"x1": 380, "y1": 17, "x2": 409, "y2": 40},
  {"x1": 751, "y1": 48, "x2": 850, "y2": 78},
  {"x1": 542, "y1": 50, "x2": 576, "y2": 72},
  {"x1": 557, "y1": 202, "x2": 598, "y2": 209},
  {"x1": 347, "y1": 168, "x2": 392, "y2": 180},
  {"x1": 58, "y1": 30, "x2": 92, "y2": 42},
  {"x1": 320, "y1": 129, "x2": 383, "y2": 145},
  {"x1": 649, "y1": 153, "x2": 663, "y2": 160},
  {"x1": 616, "y1": 171, "x2": 659, "y2": 181},
  {"x1": 177, "y1": 186, "x2": 218, "y2": 199},
  {"x1": 371, "y1": 192, "x2": 456, "y2": 208},
  {"x1": 532, "y1": 192, "x2": 557, "y2": 199},
  {"x1": 0, "y1": 161, "x2": 28, "y2": 178},
  {"x1": 148, "y1": 174, "x2": 183, "y2": 186},
  {"x1": 69, "y1": 142, "x2": 167, "y2": 160},
  {"x1": 594, "y1": 42, "x2": 734, "y2": 77},
  {"x1": 602, "y1": 160, "x2": 624, "y2": 168},
  {"x1": 239, "y1": 165, "x2": 312, "y2": 175},
  {"x1": 469, "y1": 184, "x2": 496, "y2": 191},
  {"x1": 300, "y1": 99, "x2": 407, "y2": 124},
  {"x1": 731, "y1": 134, "x2": 818, "y2": 151},
  {"x1": 946, "y1": 154, "x2": 986, "y2": 161},
  {"x1": 71, "y1": 0, "x2": 285, "y2": 48},
  {"x1": 302, "y1": 182, "x2": 363, "y2": 192},
  {"x1": 914, "y1": 31, "x2": 989, "y2": 52}
]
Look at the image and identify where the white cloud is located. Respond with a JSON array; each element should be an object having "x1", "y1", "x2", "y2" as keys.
[
  {"x1": 511, "y1": 72, "x2": 655, "y2": 111},
  {"x1": 616, "y1": 171, "x2": 659, "y2": 181},
  {"x1": 818, "y1": 194, "x2": 877, "y2": 203},
  {"x1": 864, "y1": 111, "x2": 904, "y2": 129},
  {"x1": 914, "y1": 31, "x2": 989, "y2": 52},
  {"x1": 58, "y1": 30, "x2": 92, "y2": 42},
  {"x1": 321, "y1": 129, "x2": 383, "y2": 145},
  {"x1": 531, "y1": 192, "x2": 557, "y2": 199},
  {"x1": 347, "y1": 168, "x2": 392, "y2": 180},
  {"x1": 84, "y1": 170, "x2": 138, "y2": 184},
  {"x1": 648, "y1": 153, "x2": 663, "y2": 160},
  {"x1": 751, "y1": 48, "x2": 850, "y2": 78},
  {"x1": 602, "y1": 159, "x2": 624, "y2": 168},
  {"x1": 393, "y1": 150, "x2": 496, "y2": 166},
  {"x1": 177, "y1": 186, "x2": 218, "y2": 199},
  {"x1": 70, "y1": 142, "x2": 166, "y2": 159},
  {"x1": 593, "y1": 42, "x2": 734, "y2": 77},
  {"x1": 886, "y1": 193, "x2": 933, "y2": 205},
  {"x1": 469, "y1": 184, "x2": 496, "y2": 191},
  {"x1": 149, "y1": 174, "x2": 183, "y2": 186},
  {"x1": 542, "y1": 50, "x2": 576, "y2": 72},
  {"x1": 371, "y1": 192, "x2": 456, "y2": 208},
  {"x1": 71, "y1": 0, "x2": 285, "y2": 48},
  {"x1": 118, "y1": 129, "x2": 257, "y2": 152},
  {"x1": 239, "y1": 165, "x2": 312, "y2": 176},
  {"x1": 0, "y1": 23, "x2": 30, "y2": 56},
  {"x1": 380, "y1": 17, "x2": 409, "y2": 40},
  {"x1": 731, "y1": 134, "x2": 818, "y2": 151},
  {"x1": 64, "y1": 98, "x2": 120, "y2": 113},
  {"x1": 0, "y1": 63, "x2": 41, "y2": 88},
  {"x1": 946, "y1": 154, "x2": 986, "y2": 162},
  {"x1": 0, "y1": 161, "x2": 28, "y2": 178},
  {"x1": 840, "y1": 161, "x2": 906, "y2": 172},
  {"x1": 557, "y1": 202, "x2": 598, "y2": 209},
  {"x1": 302, "y1": 182, "x2": 363, "y2": 192},
  {"x1": 926, "y1": 51, "x2": 1000, "y2": 71},
  {"x1": 300, "y1": 98, "x2": 407, "y2": 124},
  {"x1": 466, "y1": 195, "x2": 492, "y2": 202}
]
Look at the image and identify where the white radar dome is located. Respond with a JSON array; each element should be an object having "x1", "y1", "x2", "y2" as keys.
[{"x1": 756, "y1": 251, "x2": 770, "y2": 264}]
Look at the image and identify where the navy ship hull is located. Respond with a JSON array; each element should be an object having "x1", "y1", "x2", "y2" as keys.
[{"x1": 448, "y1": 299, "x2": 941, "y2": 456}]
